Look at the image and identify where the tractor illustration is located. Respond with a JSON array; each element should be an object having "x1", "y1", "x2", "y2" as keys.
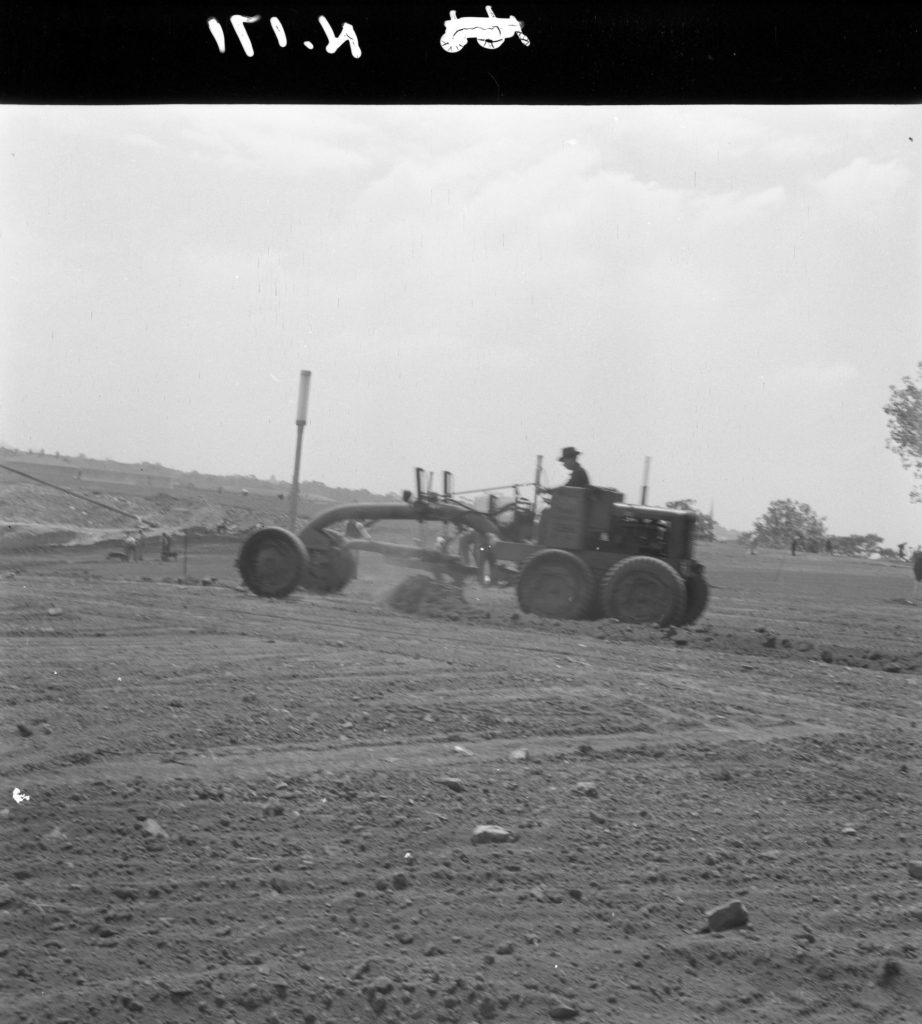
[{"x1": 440, "y1": 6, "x2": 530, "y2": 52}]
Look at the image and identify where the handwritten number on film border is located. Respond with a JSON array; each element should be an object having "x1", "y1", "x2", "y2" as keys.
[
  {"x1": 207, "y1": 8, "x2": 530, "y2": 58},
  {"x1": 207, "y1": 15, "x2": 362, "y2": 58}
]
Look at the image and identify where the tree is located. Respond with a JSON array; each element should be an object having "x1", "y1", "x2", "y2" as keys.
[
  {"x1": 751, "y1": 499, "x2": 827, "y2": 550},
  {"x1": 884, "y1": 361, "x2": 922, "y2": 502},
  {"x1": 827, "y1": 533, "x2": 883, "y2": 557},
  {"x1": 665, "y1": 499, "x2": 715, "y2": 541}
]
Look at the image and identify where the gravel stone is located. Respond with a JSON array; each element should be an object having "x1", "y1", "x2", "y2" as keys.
[
  {"x1": 704, "y1": 899, "x2": 749, "y2": 932},
  {"x1": 472, "y1": 825, "x2": 514, "y2": 845}
]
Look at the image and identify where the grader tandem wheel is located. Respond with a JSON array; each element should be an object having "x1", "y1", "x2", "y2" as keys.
[
  {"x1": 236, "y1": 498, "x2": 499, "y2": 600},
  {"x1": 236, "y1": 526, "x2": 356, "y2": 598}
]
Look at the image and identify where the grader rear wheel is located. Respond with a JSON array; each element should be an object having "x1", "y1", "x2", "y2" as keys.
[
  {"x1": 601, "y1": 556, "x2": 687, "y2": 626},
  {"x1": 516, "y1": 549, "x2": 595, "y2": 620},
  {"x1": 236, "y1": 527, "x2": 307, "y2": 598}
]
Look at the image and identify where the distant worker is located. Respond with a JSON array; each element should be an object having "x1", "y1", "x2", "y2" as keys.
[
  {"x1": 160, "y1": 532, "x2": 172, "y2": 560},
  {"x1": 898, "y1": 541, "x2": 907, "y2": 560},
  {"x1": 910, "y1": 547, "x2": 922, "y2": 604},
  {"x1": 456, "y1": 524, "x2": 477, "y2": 566},
  {"x1": 124, "y1": 532, "x2": 138, "y2": 562}
]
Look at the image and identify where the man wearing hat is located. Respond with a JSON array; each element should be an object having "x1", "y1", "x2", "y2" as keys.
[{"x1": 558, "y1": 446, "x2": 590, "y2": 487}]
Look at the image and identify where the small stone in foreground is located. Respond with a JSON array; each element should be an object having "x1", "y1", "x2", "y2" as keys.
[
  {"x1": 509, "y1": 748, "x2": 529, "y2": 761},
  {"x1": 140, "y1": 818, "x2": 168, "y2": 839},
  {"x1": 704, "y1": 899, "x2": 748, "y2": 932},
  {"x1": 549, "y1": 998, "x2": 580, "y2": 1019},
  {"x1": 434, "y1": 777, "x2": 466, "y2": 793},
  {"x1": 908, "y1": 861, "x2": 922, "y2": 880},
  {"x1": 472, "y1": 824, "x2": 514, "y2": 845}
]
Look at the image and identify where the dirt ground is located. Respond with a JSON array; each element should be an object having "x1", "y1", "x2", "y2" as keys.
[{"x1": 2, "y1": 534, "x2": 921, "y2": 1024}]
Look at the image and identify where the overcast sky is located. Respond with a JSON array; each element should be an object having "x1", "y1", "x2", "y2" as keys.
[{"x1": 1, "y1": 104, "x2": 919, "y2": 543}]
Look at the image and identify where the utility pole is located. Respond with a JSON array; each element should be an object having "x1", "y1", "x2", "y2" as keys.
[
  {"x1": 640, "y1": 456, "x2": 651, "y2": 505},
  {"x1": 288, "y1": 371, "x2": 311, "y2": 531},
  {"x1": 532, "y1": 454, "x2": 543, "y2": 516}
]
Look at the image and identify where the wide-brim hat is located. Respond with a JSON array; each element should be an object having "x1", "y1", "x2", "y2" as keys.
[{"x1": 559, "y1": 446, "x2": 581, "y2": 461}]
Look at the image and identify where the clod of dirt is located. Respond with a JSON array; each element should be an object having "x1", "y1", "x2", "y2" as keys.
[
  {"x1": 548, "y1": 998, "x2": 580, "y2": 1019},
  {"x1": 261, "y1": 797, "x2": 284, "y2": 817},
  {"x1": 877, "y1": 959, "x2": 902, "y2": 987},
  {"x1": 703, "y1": 899, "x2": 749, "y2": 932},
  {"x1": 434, "y1": 776, "x2": 466, "y2": 793},
  {"x1": 42, "y1": 826, "x2": 68, "y2": 845},
  {"x1": 16, "y1": 723, "x2": 32, "y2": 737},
  {"x1": 908, "y1": 861, "x2": 922, "y2": 880},
  {"x1": 471, "y1": 824, "x2": 514, "y2": 845},
  {"x1": 387, "y1": 573, "x2": 472, "y2": 618},
  {"x1": 140, "y1": 817, "x2": 168, "y2": 839}
]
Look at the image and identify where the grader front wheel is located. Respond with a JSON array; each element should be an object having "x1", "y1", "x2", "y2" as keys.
[{"x1": 236, "y1": 527, "x2": 307, "y2": 598}]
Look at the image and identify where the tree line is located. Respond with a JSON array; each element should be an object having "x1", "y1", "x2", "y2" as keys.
[{"x1": 661, "y1": 362, "x2": 922, "y2": 556}]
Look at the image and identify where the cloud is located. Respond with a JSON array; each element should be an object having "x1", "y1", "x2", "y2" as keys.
[
  {"x1": 762, "y1": 360, "x2": 860, "y2": 392},
  {"x1": 175, "y1": 106, "x2": 379, "y2": 175},
  {"x1": 692, "y1": 184, "x2": 786, "y2": 227},
  {"x1": 811, "y1": 157, "x2": 911, "y2": 222},
  {"x1": 122, "y1": 132, "x2": 159, "y2": 150}
]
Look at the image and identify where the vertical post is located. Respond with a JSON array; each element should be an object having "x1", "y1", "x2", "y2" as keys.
[
  {"x1": 640, "y1": 456, "x2": 651, "y2": 505},
  {"x1": 532, "y1": 455, "x2": 543, "y2": 514},
  {"x1": 289, "y1": 371, "x2": 311, "y2": 531}
]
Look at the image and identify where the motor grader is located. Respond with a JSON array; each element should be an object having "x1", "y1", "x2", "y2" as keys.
[{"x1": 236, "y1": 470, "x2": 708, "y2": 627}]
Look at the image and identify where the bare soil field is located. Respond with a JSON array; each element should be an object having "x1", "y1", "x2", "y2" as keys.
[{"x1": 2, "y1": 535, "x2": 921, "y2": 1024}]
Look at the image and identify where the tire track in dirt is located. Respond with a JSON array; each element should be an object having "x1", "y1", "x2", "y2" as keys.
[{"x1": 20, "y1": 719, "x2": 848, "y2": 787}]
